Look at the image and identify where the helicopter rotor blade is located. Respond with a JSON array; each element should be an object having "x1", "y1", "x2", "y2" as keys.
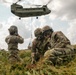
[
  {"x1": 2, "y1": 0, "x2": 22, "y2": 4},
  {"x1": 46, "y1": 0, "x2": 53, "y2": 5},
  {"x1": 15, "y1": 0, "x2": 23, "y2": 3},
  {"x1": 2, "y1": 0, "x2": 12, "y2": 3}
]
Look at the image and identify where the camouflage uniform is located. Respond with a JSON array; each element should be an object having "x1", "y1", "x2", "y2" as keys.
[
  {"x1": 5, "y1": 26, "x2": 24, "y2": 63},
  {"x1": 43, "y1": 26, "x2": 74, "y2": 65},
  {"x1": 31, "y1": 28, "x2": 50, "y2": 64}
]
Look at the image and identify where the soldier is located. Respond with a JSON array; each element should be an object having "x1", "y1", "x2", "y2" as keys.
[
  {"x1": 31, "y1": 28, "x2": 43, "y2": 64},
  {"x1": 5, "y1": 25, "x2": 24, "y2": 63},
  {"x1": 31, "y1": 27, "x2": 50, "y2": 64},
  {"x1": 42, "y1": 25, "x2": 74, "y2": 65}
]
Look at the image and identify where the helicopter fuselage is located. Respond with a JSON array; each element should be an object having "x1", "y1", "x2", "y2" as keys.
[{"x1": 11, "y1": 4, "x2": 51, "y2": 17}]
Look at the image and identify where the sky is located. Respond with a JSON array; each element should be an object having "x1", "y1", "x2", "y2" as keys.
[{"x1": 0, "y1": 0, "x2": 76, "y2": 50}]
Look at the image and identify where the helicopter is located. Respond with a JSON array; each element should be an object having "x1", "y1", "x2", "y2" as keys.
[
  {"x1": 3, "y1": 0, "x2": 52, "y2": 19},
  {"x1": 11, "y1": 3, "x2": 51, "y2": 19},
  {"x1": 10, "y1": 0, "x2": 52, "y2": 19}
]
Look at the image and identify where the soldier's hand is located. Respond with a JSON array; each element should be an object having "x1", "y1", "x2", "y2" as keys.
[
  {"x1": 17, "y1": 34, "x2": 21, "y2": 37},
  {"x1": 31, "y1": 52, "x2": 36, "y2": 64},
  {"x1": 31, "y1": 53, "x2": 35, "y2": 57}
]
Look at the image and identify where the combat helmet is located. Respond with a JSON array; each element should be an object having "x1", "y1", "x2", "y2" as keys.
[
  {"x1": 42, "y1": 25, "x2": 53, "y2": 33},
  {"x1": 8, "y1": 25, "x2": 18, "y2": 35},
  {"x1": 34, "y1": 28, "x2": 42, "y2": 37}
]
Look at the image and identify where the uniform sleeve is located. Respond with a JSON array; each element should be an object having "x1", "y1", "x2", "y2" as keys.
[
  {"x1": 16, "y1": 36, "x2": 24, "y2": 44},
  {"x1": 5, "y1": 36, "x2": 10, "y2": 44},
  {"x1": 31, "y1": 39, "x2": 37, "y2": 53}
]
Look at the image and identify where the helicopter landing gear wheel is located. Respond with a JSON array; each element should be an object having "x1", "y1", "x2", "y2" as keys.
[{"x1": 19, "y1": 17, "x2": 21, "y2": 20}]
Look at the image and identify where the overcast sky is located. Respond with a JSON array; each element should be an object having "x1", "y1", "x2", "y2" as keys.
[{"x1": 0, "y1": 0, "x2": 76, "y2": 49}]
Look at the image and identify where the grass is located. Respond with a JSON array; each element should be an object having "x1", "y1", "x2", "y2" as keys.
[{"x1": 0, "y1": 45, "x2": 76, "y2": 75}]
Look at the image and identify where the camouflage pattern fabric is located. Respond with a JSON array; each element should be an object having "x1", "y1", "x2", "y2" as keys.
[
  {"x1": 5, "y1": 35, "x2": 24, "y2": 63},
  {"x1": 8, "y1": 49, "x2": 21, "y2": 63},
  {"x1": 44, "y1": 47, "x2": 74, "y2": 65},
  {"x1": 44, "y1": 31, "x2": 74, "y2": 65},
  {"x1": 31, "y1": 37, "x2": 51, "y2": 64},
  {"x1": 5, "y1": 35, "x2": 24, "y2": 50},
  {"x1": 50, "y1": 31, "x2": 71, "y2": 48},
  {"x1": 31, "y1": 38, "x2": 43, "y2": 64},
  {"x1": 31, "y1": 27, "x2": 43, "y2": 64}
]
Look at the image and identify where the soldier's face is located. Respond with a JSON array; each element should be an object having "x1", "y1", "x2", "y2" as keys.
[
  {"x1": 44, "y1": 31, "x2": 52, "y2": 39},
  {"x1": 37, "y1": 32, "x2": 43, "y2": 40},
  {"x1": 44, "y1": 34, "x2": 50, "y2": 39}
]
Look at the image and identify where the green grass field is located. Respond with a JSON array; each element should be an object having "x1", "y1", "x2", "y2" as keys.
[{"x1": 0, "y1": 45, "x2": 76, "y2": 75}]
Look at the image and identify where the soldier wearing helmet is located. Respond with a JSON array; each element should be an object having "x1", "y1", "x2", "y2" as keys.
[
  {"x1": 42, "y1": 25, "x2": 53, "y2": 39},
  {"x1": 8, "y1": 25, "x2": 18, "y2": 35},
  {"x1": 42, "y1": 25, "x2": 74, "y2": 65},
  {"x1": 41, "y1": 25, "x2": 53, "y2": 50},
  {"x1": 34, "y1": 28, "x2": 43, "y2": 40},
  {"x1": 31, "y1": 27, "x2": 52, "y2": 64},
  {"x1": 31, "y1": 28, "x2": 43, "y2": 64},
  {"x1": 5, "y1": 25, "x2": 24, "y2": 63}
]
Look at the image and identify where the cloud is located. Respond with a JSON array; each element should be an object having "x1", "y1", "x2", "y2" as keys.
[
  {"x1": 0, "y1": 22, "x2": 9, "y2": 49},
  {"x1": 0, "y1": 0, "x2": 76, "y2": 50},
  {"x1": 49, "y1": 0, "x2": 76, "y2": 20},
  {"x1": 48, "y1": 0, "x2": 76, "y2": 44},
  {"x1": 2, "y1": 0, "x2": 76, "y2": 21},
  {"x1": 67, "y1": 20, "x2": 76, "y2": 44},
  {"x1": 0, "y1": 15, "x2": 49, "y2": 49},
  {"x1": 0, "y1": 16, "x2": 34, "y2": 49},
  {"x1": 0, "y1": 23, "x2": 3, "y2": 29}
]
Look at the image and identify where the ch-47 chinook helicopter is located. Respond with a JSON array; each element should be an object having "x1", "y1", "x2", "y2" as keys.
[
  {"x1": 11, "y1": 3, "x2": 51, "y2": 19},
  {"x1": 10, "y1": 0, "x2": 51, "y2": 19}
]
